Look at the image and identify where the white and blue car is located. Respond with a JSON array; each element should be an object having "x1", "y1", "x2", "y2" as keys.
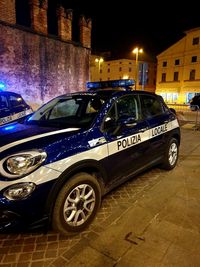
[
  {"x1": 0, "y1": 91, "x2": 33, "y2": 127},
  {"x1": 0, "y1": 83, "x2": 181, "y2": 235}
]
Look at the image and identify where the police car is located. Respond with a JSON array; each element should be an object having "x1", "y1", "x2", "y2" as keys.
[
  {"x1": 0, "y1": 80, "x2": 180, "y2": 235},
  {"x1": 0, "y1": 91, "x2": 33, "y2": 126}
]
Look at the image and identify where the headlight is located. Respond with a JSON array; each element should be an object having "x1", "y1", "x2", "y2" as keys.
[
  {"x1": 1, "y1": 150, "x2": 47, "y2": 179},
  {"x1": 3, "y1": 182, "x2": 36, "y2": 200}
]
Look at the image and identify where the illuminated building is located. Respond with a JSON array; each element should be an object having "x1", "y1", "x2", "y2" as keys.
[{"x1": 156, "y1": 27, "x2": 200, "y2": 104}]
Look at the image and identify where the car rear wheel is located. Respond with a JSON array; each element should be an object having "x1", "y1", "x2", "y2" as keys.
[
  {"x1": 52, "y1": 172, "x2": 101, "y2": 235},
  {"x1": 161, "y1": 138, "x2": 179, "y2": 170}
]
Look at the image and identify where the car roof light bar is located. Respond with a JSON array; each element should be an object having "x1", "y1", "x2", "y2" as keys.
[{"x1": 86, "y1": 79, "x2": 135, "y2": 90}]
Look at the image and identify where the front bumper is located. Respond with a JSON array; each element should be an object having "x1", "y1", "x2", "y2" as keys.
[{"x1": 0, "y1": 180, "x2": 56, "y2": 232}]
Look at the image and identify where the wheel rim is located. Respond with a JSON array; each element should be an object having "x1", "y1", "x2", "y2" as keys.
[
  {"x1": 168, "y1": 142, "x2": 178, "y2": 166},
  {"x1": 63, "y1": 184, "x2": 96, "y2": 227}
]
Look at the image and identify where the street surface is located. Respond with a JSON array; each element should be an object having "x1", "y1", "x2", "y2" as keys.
[{"x1": 1, "y1": 124, "x2": 200, "y2": 266}]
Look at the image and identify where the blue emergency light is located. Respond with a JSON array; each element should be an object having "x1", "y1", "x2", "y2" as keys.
[
  {"x1": 0, "y1": 82, "x2": 6, "y2": 90},
  {"x1": 86, "y1": 79, "x2": 135, "y2": 90}
]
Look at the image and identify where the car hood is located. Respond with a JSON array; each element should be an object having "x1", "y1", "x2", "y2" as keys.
[{"x1": 0, "y1": 122, "x2": 81, "y2": 151}]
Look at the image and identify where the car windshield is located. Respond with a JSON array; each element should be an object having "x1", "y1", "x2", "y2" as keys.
[{"x1": 25, "y1": 95, "x2": 105, "y2": 128}]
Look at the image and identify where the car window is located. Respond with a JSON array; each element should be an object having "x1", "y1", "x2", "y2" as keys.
[
  {"x1": 49, "y1": 99, "x2": 79, "y2": 119},
  {"x1": 86, "y1": 98, "x2": 104, "y2": 114},
  {"x1": 8, "y1": 95, "x2": 25, "y2": 108},
  {"x1": 103, "y1": 95, "x2": 139, "y2": 132},
  {"x1": 27, "y1": 95, "x2": 106, "y2": 128},
  {"x1": 141, "y1": 95, "x2": 165, "y2": 118},
  {"x1": 0, "y1": 95, "x2": 9, "y2": 110}
]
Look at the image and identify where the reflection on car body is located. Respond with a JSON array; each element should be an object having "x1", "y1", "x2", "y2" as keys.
[
  {"x1": 0, "y1": 84, "x2": 181, "y2": 235},
  {"x1": 0, "y1": 91, "x2": 33, "y2": 126}
]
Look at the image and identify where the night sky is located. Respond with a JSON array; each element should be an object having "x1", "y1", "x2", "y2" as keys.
[
  {"x1": 59, "y1": 0, "x2": 200, "y2": 60},
  {"x1": 17, "y1": 0, "x2": 200, "y2": 60}
]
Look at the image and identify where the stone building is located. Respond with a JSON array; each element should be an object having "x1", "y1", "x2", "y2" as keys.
[{"x1": 0, "y1": 0, "x2": 92, "y2": 109}]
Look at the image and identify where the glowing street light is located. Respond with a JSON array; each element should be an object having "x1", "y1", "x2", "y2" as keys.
[
  {"x1": 95, "y1": 57, "x2": 104, "y2": 73},
  {"x1": 132, "y1": 47, "x2": 143, "y2": 90}
]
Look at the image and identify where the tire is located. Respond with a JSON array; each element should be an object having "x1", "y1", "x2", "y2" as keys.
[
  {"x1": 161, "y1": 138, "x2": 179, "y2": 170},
  {"x1": 52, "y1": 172, "x2": 101, "y2": 235}
]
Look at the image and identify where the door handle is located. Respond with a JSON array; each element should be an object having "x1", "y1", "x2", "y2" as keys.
[{"x1": 139, "y1": 127, "x2": 148, "y2": 133}]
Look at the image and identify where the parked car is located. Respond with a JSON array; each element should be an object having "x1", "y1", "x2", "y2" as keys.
[
  {"x1": 0, "y1": 84, "x2": 181, "y2": 235},
  {"x1": 190, "y1": 95, "x2": 200, "y2": 111},
  {"x1": 0, "y1": 91, "x2": 33, "y2": 126}
]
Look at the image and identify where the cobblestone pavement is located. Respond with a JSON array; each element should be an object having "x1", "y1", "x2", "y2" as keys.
[{"x1": 0, "y1": 127, "x2": 195, "y2": 267}]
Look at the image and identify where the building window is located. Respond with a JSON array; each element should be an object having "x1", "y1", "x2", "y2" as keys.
[
  {"x1": 119, "y1": 62, "x2": 122, "y2": 64},
  {"x1": 161, "y1": 73, "x2": 166, "y2": 82},
  {"x1": 189, "y1": 69, "x2": 196, "y2": 80},
  {"x1": 107, "y1": 63, "x2": 110, "y2": 66},
  {"x1": 162, "y1": 61, "x2": 167, "y2": 67},
  {"x1": 119, "y1": 67, "x2": 122, "y2": 72},
  {"x1": 163, "y1": 93, "x2": 178, "y2": 103},
  {"x1": 129, "y1": 62, "x2": 132, "y2": 64},
  {"x1": 174, "y1": 72, "x2": 179, "y2": 81},
  {"x1": 191, "y1": 56, "x2": 197, "y2": 63},
  {"x1": 175, "y1": 59, "x2": 180, "y2": 65},
  {"x1": 193, "y1": 37, "x2": 199, "y2": 45},
  {"x1": 129, "y1": 67, "x2": 132, "y2": 72},
  {"x1": 108, "y1": 68, "x2": 110, "y2": 73},
  {"x1": 100, "y1": 69, "x2": 102, "y2": 74}
]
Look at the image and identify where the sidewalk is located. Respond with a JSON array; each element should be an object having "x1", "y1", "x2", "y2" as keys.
[
  {"x1": 60, "y1": 127, "x2": 200, "y2": 267},
  {"x1": 1, "y1": 127, "x2": 200, "y2": 267}
]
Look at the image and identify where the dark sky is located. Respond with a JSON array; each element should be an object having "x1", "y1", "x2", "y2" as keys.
[
  {"x1": 58, "y1": 0, "x2": 200, "y2": 60},
  {"x1": 17, "y1": 0, "x2": 200, "y2": 60}
]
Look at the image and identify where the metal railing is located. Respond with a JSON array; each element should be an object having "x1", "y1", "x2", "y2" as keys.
[
  {"x1": 190, "y1": 105, "x2": 200, "y2": 130},
  {"x1": 167, "y1": 104, "x2": 200, "y2": 130}
]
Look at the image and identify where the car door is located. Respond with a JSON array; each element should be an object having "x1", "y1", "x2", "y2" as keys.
[
  {"x1": 101, "y1": 94, "x2": 150, "y2": 186},
  {"x1": 140, "y1": 94, "x2": 172, "y2": 161},
  {"x1": 0, "y1": 94, "x2": 12, "y2": 126}
]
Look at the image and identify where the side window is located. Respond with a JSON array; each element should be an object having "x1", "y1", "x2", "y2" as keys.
[
  {"x1": 116, "y1": 95, "x2": 139, "y2": 120},
  {"x1": 86, "y1": 98, "x2": 104, "y2": 114},
  {"x1": 8, "y1": 95, "x2": 25, "y2": 108},
  {"x1": 141, "y1": 95, "x2": 165, "y2": 118},
  {"x1": 103, "y1": 95, "x2": 139, "y2": 131},
  {"x1": 0, "y1": 95, "x2": 9, "y2": 110}
]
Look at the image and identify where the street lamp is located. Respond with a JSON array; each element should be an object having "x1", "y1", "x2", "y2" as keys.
[
  {"x1": 132, "y1": 47, "x2": 143, "y2": 90},
  {"x1": 95, "y1": 57, "x2": 104, "y2": 74}
]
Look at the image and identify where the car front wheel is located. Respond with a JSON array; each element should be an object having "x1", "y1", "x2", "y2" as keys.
[
  {"x1": 52, "y1": 172, "x2": 101, "y2": 235},
  {"x1": 161, "y1": 138, "x2": 179, "y2": 170}
]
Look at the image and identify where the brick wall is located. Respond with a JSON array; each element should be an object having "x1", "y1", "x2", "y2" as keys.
[
  {"x1": 0, "y1": 0, "x2": 16, "y2": 24},
  {"x1": 0, "y1": 23, "x2": 90, "y2": 109}
]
